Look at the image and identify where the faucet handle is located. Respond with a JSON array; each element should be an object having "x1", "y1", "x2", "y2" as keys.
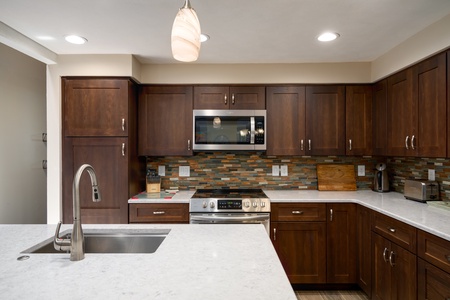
[{"x1": 53, "y1": 221, "x2": 71, "y2": 252}]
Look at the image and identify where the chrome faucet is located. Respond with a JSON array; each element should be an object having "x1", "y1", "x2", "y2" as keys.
[{"x1": 54, "y1": 164, "x2": 101, "y2": 261}]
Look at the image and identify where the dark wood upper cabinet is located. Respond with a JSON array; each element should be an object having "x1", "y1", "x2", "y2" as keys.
[
  {"x1": 193, "y1": 86, "x2": 265, "y2": 109},
  {"x1": 346, "y1": 85, "x2": 373, "y2": 156},
  {"x1": 386, "y1": 68, "x2": 415, "y2": 156},
  {"x1": 266, "y1": 86, "x2": 306, "y2": 155},
  {"x1": 372, "y1": 80, "x2": 388, "y2": 156},
  {"x1": 306, "y1": 85, "x2": 346, "y2": 156},
  {"x1": 63, "y1": 78, "x2": 130, "y2": 137},
  {"x1": 138, "y1": 85, "x2": 193, "y2": 156}
]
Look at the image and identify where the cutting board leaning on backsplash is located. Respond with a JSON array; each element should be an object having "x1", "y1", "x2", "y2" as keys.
[{"x1": 316, "y1": 164, "x2": 357, "y2": 191}]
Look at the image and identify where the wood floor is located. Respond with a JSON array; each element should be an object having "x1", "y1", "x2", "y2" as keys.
[{"x1": 295, "y1": 290, "x2": 369, "y2": 300}]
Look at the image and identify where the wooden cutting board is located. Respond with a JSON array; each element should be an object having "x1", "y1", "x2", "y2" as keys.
[{"x1": 317, "y1": 164, "x2": 357, "y2": 191}]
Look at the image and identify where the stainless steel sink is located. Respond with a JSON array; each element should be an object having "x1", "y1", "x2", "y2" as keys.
[{"x1": 22, "y1": 229, "x2": 170, "y2": 254}]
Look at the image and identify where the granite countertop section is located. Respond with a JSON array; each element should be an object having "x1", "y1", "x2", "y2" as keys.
[
  {"x1": 0, "y1": 224, "x2": 296, "y2": 300},
  {"x1": 128, "y1": 190, "x2": 194, "y2": 203},
  {"x1": 264, "y1": 189, "x2": 450, "y2": 241}
]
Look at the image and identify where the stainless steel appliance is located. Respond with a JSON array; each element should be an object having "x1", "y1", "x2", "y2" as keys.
[
  {"x1": 193, "y1": 110, "x2": 266, "y2": 151},
  {"x1": 404, "y1": 179, "x2": 439, "y2": 202},
  {"x1": 189, "y1": 189, "x2": 271, "y2": 234},
  {"x1": 373, "y1": 163, "x2": 389, "y2": 192}
]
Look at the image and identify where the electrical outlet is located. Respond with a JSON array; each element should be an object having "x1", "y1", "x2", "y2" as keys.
[
  {"x1": 357, "y1": 165, "x2": 365, "y2": 177},
  {"x1": 179, "y1": 166, "x2": 190, "y2": 177},
  {"x1": 428, "y1": 169, "x2": 435, "y2": 181},
  {"x1": 280, "y1": 165, "x2": 288, "y2": 176},
  {"x1": 272, "y1": 165, "x2": 280, "y2": 176},
  {"x1": 158, "y1": 165, "x2": 165, "y2": 176}
]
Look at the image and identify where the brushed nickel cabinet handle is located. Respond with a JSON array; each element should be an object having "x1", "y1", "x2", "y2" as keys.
[
  {"x1": 153, "y1": 211, "x2": 165, "y2": 215},
  {"x1": 411, "y1": 135, "x2": 415, "y2": 150},
  {"x1": 445, "y1": 254, "x2": 450, "y2": 262},
  {"x1": 301, "y1": 139, "x2": 304, "y2": 151},
  {"x1": 121, "y1": 143, "x2": 125, "y2": 156},
  {"x1": 188, "y1": 139, "x2": 191, "y2": 151},
  {"x1": 231, "y1": 94, "x2": 235, "y2": 105},
  {"x1": 224, "y1": 94, "x2": 228, "y2": 105},
  {"x1": 349, "y1": 139, "x2": 352, "y2": 151},
  {"x1": 330, "y1": 208, "x2": 333, "y2": 221},
  {"x1": 292, "y1": 211, "x2": 303, "y2": 215},
  {"x1": 405, "y1": 136, "x2": 409, "y2": 150},
  {"x1": 389, "y1": 227, "x2": 396, "y2": 233},
  {"x1": 308, "y1": 139, "x2": 311, "y2": 151},
  {"x1": 389, "y1": 251, "x2": 396, "y2": 267},
  {"x1": 383, "y1": 247, "x2": 389, "y2": 263},
  {"x1": 273, "y1": 228, "x2": 277, "y2": 241},
  {"x1": 121, "y1": 118, "x2": 125, "y2": 131}
]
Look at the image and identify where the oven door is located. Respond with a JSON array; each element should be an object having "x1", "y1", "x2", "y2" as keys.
[{"x1": 190, "y1": 213, "x2": 270, "y2": 234}]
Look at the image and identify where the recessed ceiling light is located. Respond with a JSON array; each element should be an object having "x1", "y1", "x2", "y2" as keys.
[
  {"x1": 317, "y1": 32, "x2": 340, "y2": 42},
  {"x1": 65, "y1": 35, "x2": 88, "y2": 45},
  {"x1": 200, "y1": 33, "x2": 210, "y2": 43}
]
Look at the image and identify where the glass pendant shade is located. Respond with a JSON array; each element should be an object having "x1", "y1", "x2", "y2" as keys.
[{"x1": 171, "y1": 0, "x2": 201, "y2": 62}]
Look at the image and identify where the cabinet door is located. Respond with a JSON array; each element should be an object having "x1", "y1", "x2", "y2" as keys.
[
  {"x1": 418, "y1": 259, "x2": 450, "y2": 300},
  {"x1": 357, "y1": 205, "x2": 372, "y2": 295},
  {"x1": 390, "y1": 242, "x2": 417, "y2": 300},
  {"x1": 63, "y1": 78, "x2": 130, "y2": 137},
  {"x1": 266, "y1": 86, "x2": 306, "y2": 155},
  {"x1": 306, "y1": 85, "x2": 346, "y2": 155},
  {"x1": 372, "y1": 233, "x2": 392, "y2": 300},
  {"x1": 138, "y1": 86, "x2": 193, "y2": 156},
  {"x1": 229, "y1": 86, "x2": 265, "y2": 109},
  {"x1": 194, "y1": 86, "x2": 229, "y2": 109},
  {"x1": 372, "y1": 80, "x2": 388, "y2": 156},
  {"x1": 271, "y1": 222, "x2": 326, "y2": 284},
  {"x1": 346, "y1": 85, "x2": 372, "y2": 156},
  {"x1": 386, "y1": 68, "x2": 415, "y2": 156},
  {"x1": 326, "y1": 203, "x2": 357, "y2": 283},
  {"x1": 63, "y1": 137, "x2": 129, "y2": 224},
  {"x1": 414, "y1": 53, "x2": 446, "y2": 157}
]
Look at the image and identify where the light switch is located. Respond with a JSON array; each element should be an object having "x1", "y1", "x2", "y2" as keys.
[
  {"x1": 179, "y1": 166, "x2": 190, "y2": 177},
  {"x1": 357, "y1": 165, "x2": 365, "y2": 177},
  {"x1": 280, "y1": 165, "x2": 288, "y2": 176},
  {"x1": 158, "y1": 165, "x2": 166, "y2": 176},
  {"x1": 272, "y1": 165, "x2": 280, "y2": 176},
  {"x1": 428, "y1": 169, "x2": 435, "y2": 181}
]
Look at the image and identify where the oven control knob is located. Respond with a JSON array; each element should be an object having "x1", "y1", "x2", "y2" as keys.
[
  {"x1": 261, "y1": 202, "x2": 266, "y2": 207},
  {"x1": 202, "y1": 201, "x2": 207, "y2": 208},
  {"x1": 245, "y1": 201, "x2": 250, "y2": 208},
  {"x1": 210, "y1": 202, "x2": 215, "y2": 208},
  {"x1": 252, "y1": 202, "x2": 257, "y2": 208}
]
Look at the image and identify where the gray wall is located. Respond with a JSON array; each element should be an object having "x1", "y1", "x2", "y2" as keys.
[{"x1": 0, "y1": 43, "x2": 47, "y2": 223}]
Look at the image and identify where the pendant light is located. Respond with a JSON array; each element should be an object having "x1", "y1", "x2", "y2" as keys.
[{"x1": 171, "y1": 0, "x2": 201, "y2": 62}]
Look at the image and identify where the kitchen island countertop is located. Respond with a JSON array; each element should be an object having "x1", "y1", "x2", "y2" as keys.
[{"x1": 0, "y1": 223, "x2": 296, "y2": 300}]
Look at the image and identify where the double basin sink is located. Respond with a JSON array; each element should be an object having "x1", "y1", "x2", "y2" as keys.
[{"x1": 22, "y1": 229, "x2": 170, "y2": 254}]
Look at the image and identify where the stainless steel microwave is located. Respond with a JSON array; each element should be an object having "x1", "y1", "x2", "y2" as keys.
[{"x1": 193, "y1": 109, "x2": 266, "y2": 151}]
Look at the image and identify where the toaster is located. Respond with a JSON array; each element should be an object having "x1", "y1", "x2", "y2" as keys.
[{"x1": 404, "y1": 180, "x2": 439, "y2": 202}]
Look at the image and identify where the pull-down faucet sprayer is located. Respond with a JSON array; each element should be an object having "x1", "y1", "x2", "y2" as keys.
[{"x1": 54, "y1": 164, "x2": 101, "y2": 261}]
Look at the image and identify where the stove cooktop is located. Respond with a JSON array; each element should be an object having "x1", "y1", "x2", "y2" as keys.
[{"x1": 192, "y1": 188, "x2": 267, "y2": 199}]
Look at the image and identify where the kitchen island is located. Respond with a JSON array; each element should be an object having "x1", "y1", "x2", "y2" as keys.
[{"x1": 0, "y1": 224, "x2": 296, "y2": 300}]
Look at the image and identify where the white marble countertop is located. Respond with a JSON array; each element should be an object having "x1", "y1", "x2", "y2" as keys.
[
  {"x1": 128, "y1": 190, "x2": 193, "y2": 203},
  {"x1": 129, "y1": 189, "x2": 450, "y2": 241},
  {"x1": 0, "y1": 223, "x2": 296, "y2": 300}
]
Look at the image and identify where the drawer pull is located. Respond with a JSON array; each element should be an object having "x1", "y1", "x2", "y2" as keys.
[
  {"x1": 292, "y1": 211, "x2": 303, "y2": 215},
  {"x1": 153, "y1": 211, "x2": 166, "y2": 215},
  {"x1": 388, "y1": 227, "x2": 396, "y2": 233},
  {"x1": 383, "y1": 247, "x2": 389, "y2": 263}
]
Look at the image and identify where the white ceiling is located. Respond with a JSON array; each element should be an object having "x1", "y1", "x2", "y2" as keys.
[{"x1": 1, "y1": 0, "x2": 450, "y2": 64}]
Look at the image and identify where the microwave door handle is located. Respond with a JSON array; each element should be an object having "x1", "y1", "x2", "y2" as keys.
[{"x1": 250, "y1": 117, "x2": 255, "y2": 144}]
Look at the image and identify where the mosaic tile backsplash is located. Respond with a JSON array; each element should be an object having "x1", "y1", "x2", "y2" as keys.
[{"x1": 146, "y1": 153, "x2": 450, "y2": 201}]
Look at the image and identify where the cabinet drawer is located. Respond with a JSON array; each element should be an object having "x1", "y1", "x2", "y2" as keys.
[
  {"x1": 418, "y1": 259, "x2": 450, "y2": 300},
  {"x1": 418, "y1": 230, "x2": 450, "y2": 274},
  {"x1": 372, "y1": 211, "x2": 417, "y2": 253},
  {"x1": 271, "y1": 203, "x2": 326, "y2": 222},
  {"x1": 129, "y1": 203, "x2": 189, "y2": 223}
]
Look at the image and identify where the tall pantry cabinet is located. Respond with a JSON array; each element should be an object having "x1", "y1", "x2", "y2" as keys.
[{"x1": 62, "y1": 77, "x2": 144, "y2": 224}]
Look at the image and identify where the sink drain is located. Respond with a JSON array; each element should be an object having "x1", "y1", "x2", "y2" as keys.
[{"x1": 17, "y1": 255, "x2": 30, "y2": 261}]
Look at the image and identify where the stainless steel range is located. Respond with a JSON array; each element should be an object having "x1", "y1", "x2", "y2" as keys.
[{"x1": 189, "y1": 189, "x2": 271, "y2": 234}]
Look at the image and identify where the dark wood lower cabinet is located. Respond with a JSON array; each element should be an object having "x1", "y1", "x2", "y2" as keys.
[
  {"x1": 418, "y1": 259, "x2": 450, "y2": 300},
  {"x1": 357, "y1": 205, "x2": 372, "y2": 295},
  {"x1": 271, "y1": 221, "x2": 326, "y2": 283}
]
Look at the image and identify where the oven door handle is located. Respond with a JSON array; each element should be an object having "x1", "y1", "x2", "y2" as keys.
[{"x1": 190, "y1": 215, "x2": 269, "y2": 222}]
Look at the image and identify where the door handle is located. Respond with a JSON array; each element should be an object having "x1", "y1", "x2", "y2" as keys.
[
  {"x1": 308, "y1": 139, "x2": 311, "y2": 151},
  {"x1": 187, "y1": 139, "x2": 191, "y2": 151},
  {"x1": 231, "y1": 94, "x2": 235, "y2": 105},
  {"x1": 300, "y1": 139, "x2": 304, "y2": 151},
  {"x1": 121, "y1": 143, "x2": 125, "y2": 156},
  {"x1": 224, "y1": 94, "x2": 228, "y2": 105},
  {"x1": 349, "y1": 139, "x2": 352, "y2": 151},
  {"x1": 330, "y1": 208, "x2": 333, "y2": 221},
  {"x1": 405, "y1": 136, "x2": 409, "y2": 150},
  {"x1": 411, "y1": 135, "x2": 415, "y2": 150},
  {"x1": 273, "y1": 228, "x2": 277, "y2": 241},
  {"x1": 121, "y1": 118, "x2": 125, "y2": 131},
  {"x1": 383, "y1": 247, "x2": 389, "y2": 263},
  {"x1": 389, "y1": 251, "x2": 396, "y2": 267}
]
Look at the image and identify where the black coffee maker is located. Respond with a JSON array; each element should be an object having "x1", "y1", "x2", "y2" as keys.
[{"x1": 373, "y1": 163, "x2": 389, "y2": 192}]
